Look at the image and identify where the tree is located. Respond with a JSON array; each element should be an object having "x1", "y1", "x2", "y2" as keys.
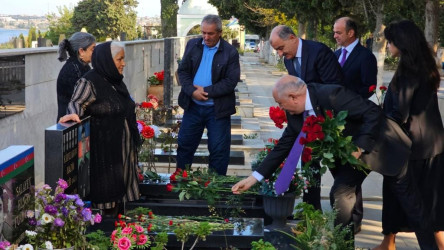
[
  {"x1": 425, "y1": 0, "x2": 439, "y2": 52},
  {"x1": 71, "y1": 0, "x2": 138, "y2": 41},
  {"x1": 161, "y1": 0, "x2": 179, "y2": 37},
  {"x1": 45, "y1": 6, "x2": 74, "y2": 45},
  {"x1": 27, "y1": 27, "x2": 36, "y2": 48}
]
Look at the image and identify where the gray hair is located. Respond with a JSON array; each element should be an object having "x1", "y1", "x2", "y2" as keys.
[
  {"x1": 275, "y1": 75, "x2": 306, "y2": 98},
  {"x1": 110, "y1": 41, "x2": 125, "y2": 58},
  {"x1": 270, "y1": 25, "x2": 296, "y2": 42},
  {"x1": 58, "y1": 32, "x2": 96, "y2": 62},
  {"x1": 201, "y1": 14, "x2": 222, "y2": 32}
]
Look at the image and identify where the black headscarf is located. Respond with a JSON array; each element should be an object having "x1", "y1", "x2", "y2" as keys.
[{"x1": 90, "y1": 41, "x2": 141, "y2": 146}]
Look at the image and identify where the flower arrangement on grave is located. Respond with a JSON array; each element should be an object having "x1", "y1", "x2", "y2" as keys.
[
  {"x1": 114, "y1": 207, "x2": 233, "y2": 250},
  {"x1": 148, "y1": 70, "x2": 165, "y2": 86},
  {"x1": 369, "y1": 84, "x2": 388, "y2": 107},
  {"x1": 251, "y1": 138, "x2": 309, "y2": 197},
  {"x1": 300, "y1": 110, "x2": 369, "y2": 185},
  {"x1": 167, "y1": 168, "x2": 259, "y2": 217},
  {"x1": 24, "y1": 179, "x2": 102, "y2": 249}
]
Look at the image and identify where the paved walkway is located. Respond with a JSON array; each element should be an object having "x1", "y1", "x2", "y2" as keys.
[{"x1": 239, "y1": 52, "x2": 420, "y2": 249}]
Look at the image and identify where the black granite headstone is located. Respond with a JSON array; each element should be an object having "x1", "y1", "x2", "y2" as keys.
[
  {"x1": 0, "y1": 145, "x2": 35, "y2": 244},
  {"x1": 45, "y1": 117, "x2": 90, "y2": 198}
]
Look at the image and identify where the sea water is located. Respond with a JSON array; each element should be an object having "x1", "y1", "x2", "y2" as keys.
[{"x1": 0, "y1": 28, "x2": 28, "y2": 44}]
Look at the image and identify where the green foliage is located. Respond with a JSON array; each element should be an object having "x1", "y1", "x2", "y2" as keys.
[
  {"x1": 85, "y1": 230, "x2": 112, "y2": 249},
  {"x1": 275, "y1": 57, "x2": 286, "y2": 72},
  {"x1": 71, "y1": 0, "x2": 138, "y2": 41},
  {"x1": 251, "y1": 239, "x2": 276, "y2": 250},
  {"x1": 161, "y1": 0, "x2": 179, "y2": 37},
  {"x1": 27, "y1": 27, "x2": 36, "y2": 48},
  {"x1": 280, "y1": 202, "x2": 353, "y2": 250},
  {"x1": 150, "y1": 232, "x2": 168, "y2": 250},
  {"x1": 45, "y1": 6, "x2": 73, "y2": 45},
  {"x1": 243, "y1": 133, "x2": 258, "y2": 139}
]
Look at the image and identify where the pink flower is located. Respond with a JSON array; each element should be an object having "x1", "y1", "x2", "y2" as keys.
[
  {"x1": 117, "y1": 236, "x2": 131, "y2": 250},
  {"x1": 122, "y1": 226, "x2": 133, "y2": 235},
  {"x1": 57, "y1": 179, "x2": 68, "y2": 189},
  {"x1": 137, "y1": 234, "x2": 148, "y2": 245},
  {"x1": 135, "y1": 225, "x2": 144, "y2": 233},
  {"x1": 94, "y1": 213, "x2": 102, "y2": 223}
]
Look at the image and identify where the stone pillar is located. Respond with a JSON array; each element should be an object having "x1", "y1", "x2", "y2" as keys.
[{"x1": 163, "y1": 38, "x2": 174, "y2": 110}]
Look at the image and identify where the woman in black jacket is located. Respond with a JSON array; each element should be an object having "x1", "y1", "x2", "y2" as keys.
[
  {"x1": 56, "y1": 32, "x2": 96, "y2": 121},
  {"x1": 375, "y1": 20, "x2": 444, "y2": 250}
]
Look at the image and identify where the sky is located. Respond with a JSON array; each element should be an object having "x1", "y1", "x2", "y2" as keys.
[{"x1": 0, "y1": 0, "x2": 161, "y2": 17}]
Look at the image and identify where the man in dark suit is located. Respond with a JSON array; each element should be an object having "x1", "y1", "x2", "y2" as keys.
[
  {"x1": 232, "y1": 75, "x2": 382, "y2": 241},
  {"x1": 269, "y1": 25, "x2": 343, "y2": 85},
  {"x1": 268, "y1": 25, "x2": 343, "y2": 210},
  {"x1": 333, "y1": 17, "x2": 378, "y2": 234}
]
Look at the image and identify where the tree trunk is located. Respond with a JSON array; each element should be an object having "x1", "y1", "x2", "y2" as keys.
[
  {"x1": 298, "y1": 22, "x2": 306, "y2": 39},
  {"x1": 161, "y1": 0, "x2": 179, "y2": 38},
  {"x1": 373, "y1": 2, "x2": 387, "y2": 89},
  {"x1": 424, "y1": 0, "x2": 439, "y2": 53}
]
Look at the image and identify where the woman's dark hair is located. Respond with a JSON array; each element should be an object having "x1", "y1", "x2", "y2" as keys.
[
  {"x1": 384, "y1": 20, "x2": 439, "y2": 91},
  {"x1": 57, "y1": 32, "x2": 96, "y2": 62}
]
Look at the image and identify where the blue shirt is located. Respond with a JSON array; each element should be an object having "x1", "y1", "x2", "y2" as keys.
[{"x1": 192, "y1": 40, "x2": 220, "y2": 106}]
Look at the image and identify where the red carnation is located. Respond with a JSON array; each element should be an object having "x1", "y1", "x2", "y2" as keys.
[
  {"x1": 269, "y1": 106, "x2": 287, "y2": 129},
  {"x1": 170, "y1": 174, "x2": 176, "y2": 182},
  {"x1": 169, "y1": 220, "x2": 173, "y2": 226},
  {"x1": 138, "y1": 173, "x2": 144, "y2": 182},
  {"x1": 166, "y1": 183, "x2": 173, "y2": 192},
  {"x1": 380, "y1": 86, "x2": 387, "y2": 91},
  {"x1": 369, "y1": 85, "x2": 376, "y2": 93},
  {"x1": 182, "y1": 170, "x2": 188, "y2": 178},
  {"x1": 148, "y1": 211, "x2": 154, "y2": 218},
  {"x1": 141, "y1": 126, "x2": 155, "y2": 139},
  {"x1": 141, "y1": 101, "x2": 153, "y2": 108},
  {"x1": 325, "y1": 110, "x2": 333, "y2": 119},
  {"x1": 302, "y1": 147, "x2": 313, "y2": 162},
  {"x1": 204, "y1": 181, "x2": 210, "y2": 187},
  {"x1": 299, "y1": 137, "x2": 307, "y2": 145},
  {"x1": 147, "y1": 223, "x2": 153, "y2": 232}
]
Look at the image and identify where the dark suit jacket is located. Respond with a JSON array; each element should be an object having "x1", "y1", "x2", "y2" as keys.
[
  {"x1": 256, "y1": 83, "x2": 382, "y2": 178},
  {"x1": 284, "y1": 39, "x2": 343, "y2": 85},
  {"x1": 334, "y1": 43, "x2": 377, "y2": 98},
  {"x1": 383, "y1": 74, "x2": 444, "y2": 160}
]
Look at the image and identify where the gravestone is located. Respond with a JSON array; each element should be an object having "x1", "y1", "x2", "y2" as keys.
[
  {"x1": 0, "y1": 145, "x2": 35, "y2": 244},
  {"x1": 45, "y1": 117, "x2": 90, "y2": 198}
]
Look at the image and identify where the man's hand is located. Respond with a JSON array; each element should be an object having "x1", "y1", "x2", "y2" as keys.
[
  {"x1": 351, "y1": 147, "x2": 363, "y2": 159},
  {"x1": 192, "y1": 85, "x2": 208, "y2": 101},
  {"x1": 232, "y1": 175, "x2": 258, "y2": 194}
]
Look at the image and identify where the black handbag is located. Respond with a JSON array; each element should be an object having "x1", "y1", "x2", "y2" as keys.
[{"x1": 361, "y1": 116, "x2": 412, "y2": 176}]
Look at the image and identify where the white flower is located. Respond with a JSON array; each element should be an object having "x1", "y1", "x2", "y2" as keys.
[
  {"x1": 41, "y1": 213, "x2": 54, "y2": 224},
  {"x1": 150, "y1": 125, "x2": 161, "y2": 137},
  {"x1": 44, "y1": 241, "x2": 53, "y2": 249},
  {"x1": 22, "y1": 244, "x2": 34, "y2": 250},
  {"x1": 26, "y1": 210, "x2": 34, "y2": 218},
  {"x1": 25, "y1": 230, "x2": 37, "y2": 236}
]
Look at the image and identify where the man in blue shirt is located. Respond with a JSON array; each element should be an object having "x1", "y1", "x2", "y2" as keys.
[{"x1": 177, "y1": 14, "x2": 240, "y2": 175}]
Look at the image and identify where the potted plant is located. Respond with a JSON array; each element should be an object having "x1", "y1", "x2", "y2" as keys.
[
  {"x1": 147, "y1": 70, "x2": 165, "y2": 104},
  {"x1": 251, "y1": 138, "x2": 309, "y2": 229}
]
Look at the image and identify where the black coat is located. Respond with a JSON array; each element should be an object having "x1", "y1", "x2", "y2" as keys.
[
  {"x1": 255, "y1": 83, "x2": 382, "y2": 178},
  {"x1": 56, "y1": 57, "x2": 90, "y2": 121},
  {"x1": 334, "y1": 43, "x2": 377, "y2": 99},
  {"x1": 178, "y1": 37, "x2": 240, "y2": 119},
  {"x1": 284, "y1": 39, "x2": 343, "y2": 85}
]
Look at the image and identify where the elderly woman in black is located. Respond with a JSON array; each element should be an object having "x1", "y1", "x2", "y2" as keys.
[
  {"x1": 56, "y1": 32, "x2": 96, "y2": 121},
  {"x1": 374, "y1": 20, "x2": 444, "y2": 250},
  {"x1": 59, "y1": 41, "x2": 141, "y2": 216}
]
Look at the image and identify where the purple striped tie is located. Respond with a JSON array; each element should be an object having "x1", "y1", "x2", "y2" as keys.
[
  {"x1": 340, "y1": 49, "x2": 347, "y2": 67},
  {"x1": 274, "y1": 111, "x2": 308, "y2": 195}
]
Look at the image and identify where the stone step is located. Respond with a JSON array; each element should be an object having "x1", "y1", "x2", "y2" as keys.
[
  {"x1": 146, "y1": 162, "x2": 254, "y2": 177},
  {"x1": 153, "y1": 149, "x2": 245, "y2": 165},
  {"x1": 156, "y1": 133, "x2": 244, "y2": 145}
]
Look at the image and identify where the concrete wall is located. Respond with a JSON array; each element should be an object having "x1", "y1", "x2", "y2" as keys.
[{"x1": 0, "y1": 37, "x2": 191, "y2": 187}]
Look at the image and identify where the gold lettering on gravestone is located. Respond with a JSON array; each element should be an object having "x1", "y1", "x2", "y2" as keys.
[
  {"x1": 13, "y1": 210, "x2": 26, "y2": 228},
  {"x1": 15, "y1": 177, "x2": 32, "y2": 196},
  {"x1": 63, "y1": 148, "x2": 76, "y2": 164},
  {"x1": 17, "y1": 193, "x2": 31, "y2": 211}
]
